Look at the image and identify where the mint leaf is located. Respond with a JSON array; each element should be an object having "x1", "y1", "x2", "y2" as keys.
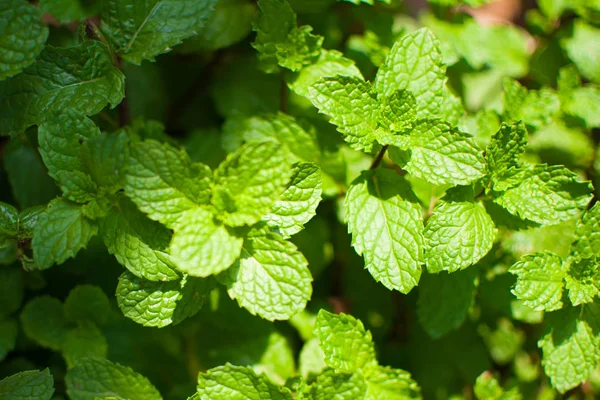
[
  {"x1": 571, "y1": 203, "x2": 600, "y2": 258},
  {"x1": 563, "y1": 21, "x2": 600, "y2": 84},
  {"x1": 180, "y1": 0, "x2": 256, "y2": 52},
  {"x1": 287, "y1": 49, "x2": 363, "y2": 97},
  {"x1": 263, "y1": 163, "x2": 322, "y2": 238},
  {"x1": 346, "y1": 169, "x2": 424, "y2": 293},
  {"x1": 308, "y1": 75, "x2": 379, "y2": 152},
  {"x1": 424, "y1": 188, "x2": 496, "y2": 273},
  {"x1": 276, "y1": 26, "x2": 323, "y2": 72},
  {"x1": 502, "y1": 79, "x2": 560, "y2": 130},
  {"x1": 252, "y1": 0, "x2": 296, "y2": 73},
  {"x1": 38, "y1": 111, "x2": 101, "y2": 201},
  {"x1": 364, "y1": 365, "x2": 421, "y2": 400},
  {"x1": 509, "y1": 252, "x2": 567, "y2": 311},
  {"x1": 101, "y1": 196, "x2": 179, "y2": 282},
  {"x1": 0, "y1": 0, "x2": 48, "y2": 80},
  {"x1": 219, "y1": 227, "x2": 312, "y2": 321},
  {"x1": 170, "y1": 207, "x2": 243, "y2": 277},
  {"x1": 402, "y1": 120, "x2": 486, "y2": 186},
  {"x1": 66, "y1": 358, "x2": 162, "y2": 400},
  {"x1": 32, "y1": 198, "x2": 98, "y2": 269},
  {"x1": 100, "y1": 0, "x2": 218, "y2": 65},
  {"x1": 212, "y1": 141, "x2": 292, "y2": 227},
  {"x1": 125, "y1": 140, "x2": 212, "y2": 229},
  {"x1": 64, "y1": 285, "x2": 111, "y2": 327},
  {"x1": 375, "y1": 28, "x2": 462, "y2": 123},
  {"x1": 486, "y1": 122, "x2": 528, "y2": 183},
  {"x1": 492, "y1": 165, "x2": 593, "y2": 224},
  {"x1": 309, "y1": 369, "x2": 367, "y2": 400},
  {"x1": 565, "y1": 257, "x2": 600, "y2": 306},
  {"x1": 196, "y1": 364, "x2": 293, "y2": 399},
  {"x1": 375, "y1": 90, "x2": 417, "y2": 147},
  {"x1": 0, "y1": 202, "x2": 18, "y2": 246},
  {"x1": 417, "y1": 269, "x2": 478, "y2": 339},
  {"x1": 116, "y1": 271, "x2": 211, "y2": 327},
  {"x1": 79, "y1": 131, "x2": 129, "y2": 193},
  {"x1": 20, "y1": 296, "x2": 69, "y2": 351},
  {"x1": 539, "y1": 305, "x2": 600, "y2": 393},
  {"x1": 62, "y1": 321, "x2": 108, "y2": 368},
  {"x1": 474, "y1": 372, "x2": 521, "y2": 400},
  {"x1": 314, "y1": 310, "x2": 377, "y2": 372},
  {"x1": 0, "y1": 41, "x2": 124, "y2": 136},
  {"x1": 0, "y1": 369, "x2": 54, "y2": 400}
]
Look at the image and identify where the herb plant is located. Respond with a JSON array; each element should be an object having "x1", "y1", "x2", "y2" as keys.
[{"x1": 1, "y1": 0, "x2": 600, "y2": 398}]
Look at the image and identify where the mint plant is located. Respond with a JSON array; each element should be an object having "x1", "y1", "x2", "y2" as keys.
[{"x1": 1, "y1": 0, "x2": 600, "y2": 398}]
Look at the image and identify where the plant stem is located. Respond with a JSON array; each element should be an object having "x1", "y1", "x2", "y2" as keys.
[{"x1": 369, "y1": 145, "x2": 388, "y2": 170}]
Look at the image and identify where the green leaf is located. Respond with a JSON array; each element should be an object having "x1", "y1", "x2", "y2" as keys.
[
  {"x1": 424, "y1": 188, "x2": 496, "y2": 273},
  {"x1": 562, "y1": 86, "x2": 600, "y2": 129},
  {"x1": 346, "y1": 169, "x2": 424, "y2": 293},
  {"x1": 64, "y1": 285, "x2": 111, "y2": 327},
  {"x1": 417, "y1": 269, "x2": 478, "y2": 339},
  {"x1": 125, "y1": 140, "x2": 212, "y2": 229},
  {"x1": 62, "y1": 321, "x2": 108, "y2": 368},
  {"x1": 571, "y1": 203, "x2": 600, "y2": 258},
  {"x1": 79, "y1": 131, "x2": 129, "y2": 193},
  {"x1": 100, "y1": 0, "x2": 218, "y2": 65},
  {"x1": 492, "y1": 165, "x2": 593, "y2": 225},
  {"x1": 309, "y1": 369, "x2": 367, "y2": 400},
  {"x1": 565, "y1": 257, "x2": 600, "y2": 306},
  {"x1": 308, "y1": 75, "x2": 379, "y2": 152},
  {"x1": 180, "y1": 0, "x2": 255, "y2": 52},
  {"x1": 538, "y1": 304, "x2": 600, "y2": 393},
  {"x1": 486, "y1": 122, "x2": 528, "y2": 183},
  {"x1": 252, "y1": 0, "x2": 297, "y2": 73},
  {"x1": 287, "y1": 50, "x2": 363, "y2": 97},
  {"x1": 0, "y1": 269, "x2": 23, "y2": 319},
  {"x1": 32, "y1": 198, "x2": 98, "y2": 269},
  {"x1": 219, "y1": 227, "x2": 312, "y2": 321},
  {"x1": 375, "y1": 90, "x2": 417, "y2": 147},
  {"x1": 38, "y1": 111, "x2": 101, "y2": 201},
  {"x1": 474, "y1": 372, "x2": 521, "y2": 400},
  {"x1": 314, "y1": 310, "x2": 377, "y2": 372},
  {"x1": 364, "y1": 365, "x2": 421, "y2": 400},
  {"x1": 509, "y1": 252, "x2": 568, "y2": 311},
  {"x1": 276, "y1": 26, "x2": 323, "y2": 72},
  {"x1": 263, "y1": 163, "x2": 322, "y2": 237},
  {"x1": 0, "y1": 369, "x2": 54, "y2": 400},
  {"x1": 197, "y1": 364, "x2": 293, "y2": 399},
  {"x1": 0, "y1": 0, "x2": 48, "y2": 80},
  {"x1": 0, "y1": 318, "x2": 18, "y2": 362},
  {"x1": 170, "y1": 207, "x2": 243, "y2": 277},
  {"x1": 502, "y1": 79, "x2": 560, "y2": 130},
  {"x1": 20, "y1": 296, "x2": 69, "y2": 351},
  {"x1": 66, "y1": 358, "x2": 162, "y2": 400},
  {"x1": 374, "y1": 28, "x2": 462, "y2": 123},
  {"x1": 563, "y1": 21, "x2": 600, "y2": 84},
  {"x1": 212, "y1": 141, "x2": 292, "y2": 227},
  {"x1": 101, "y1": 196, "x2": 180, "y2": 282},
  {"x1": 0, "y1": 202, "x2": 19, "y2": 246},
  {"x1": 116, "y1": 272, "x2": 212, "y2": 328},
  {"x1": 401, "y1": 120, "x2": 486, "y2": 186},
  {"x1": 0, "y1": 41, "x2": 124, "y2": 136}
]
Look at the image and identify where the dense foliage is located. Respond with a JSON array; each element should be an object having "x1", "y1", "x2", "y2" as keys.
[{"x1": 1, "y1": 0, "x2": 600, "y2": 398}]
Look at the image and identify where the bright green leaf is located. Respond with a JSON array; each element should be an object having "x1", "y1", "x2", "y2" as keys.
[
  {"x1": 220, "y1": 227, "x2": 312, "y2": 321},
  {"x1": 346, "y1": 169, "x2": 424, "y2": 293}
]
